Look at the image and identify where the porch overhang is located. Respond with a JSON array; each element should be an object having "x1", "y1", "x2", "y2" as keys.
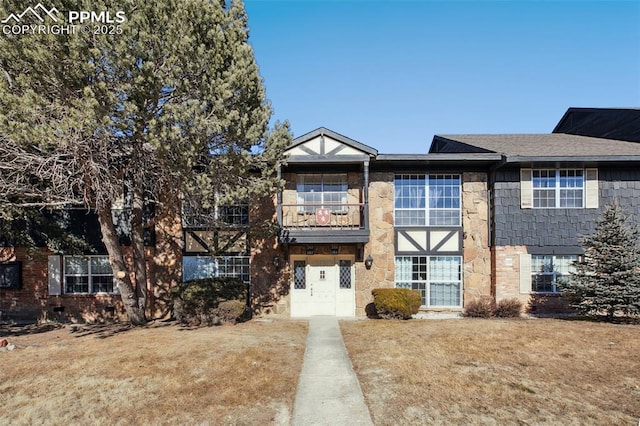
[{"x1": 279, "y1": 229, "x2": 370, "y2": 244}]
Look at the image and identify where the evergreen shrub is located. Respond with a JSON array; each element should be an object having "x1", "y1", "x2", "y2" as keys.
[
  {"x1": 371, "y1": 288, "x2": 421, "y2": 320},
  {"x1": 561, "y1": 202, "x2": 640, "y2": 319},
  {"x1": 172, "y1": 277, "x2": 247, "y2": 326}
]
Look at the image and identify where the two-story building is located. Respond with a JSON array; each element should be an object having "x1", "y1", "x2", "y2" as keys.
[{"x1": 1, "y1": 107, "x2": 639, "y2": 322}]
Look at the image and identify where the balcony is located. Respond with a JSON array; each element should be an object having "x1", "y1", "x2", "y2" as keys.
[{"x1": 278, "y1": 203, "x2": 370, "y2": 244}]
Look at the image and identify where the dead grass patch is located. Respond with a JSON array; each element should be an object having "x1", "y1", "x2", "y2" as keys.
[
  {"x1": 341, "y1": 318, "x2": 640, "y2": 425},
  {"x1": 1, "y1": 319, "x2": 307, "y2": 425}
]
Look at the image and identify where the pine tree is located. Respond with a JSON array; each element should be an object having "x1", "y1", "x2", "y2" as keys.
[
  {"x1": 563, "y1": 202, "x2": 640, "y2": 319},
  {"x1": 0, "y1": 0, "x2": 291, "y2": 324}
]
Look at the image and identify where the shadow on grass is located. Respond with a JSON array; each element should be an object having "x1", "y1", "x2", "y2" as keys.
[
  {"x1": 529, "y1": 312, "x2": 640, "y2": 325},
  {"x1": 557, "y1": 315, "x2": 640, "y2": 325},
  {"x1": 69, "y1": 318, "x2": 180, "y2": 339},
  {"x1": 0, "y1": 322, "x2": 64, "y2": 338}
]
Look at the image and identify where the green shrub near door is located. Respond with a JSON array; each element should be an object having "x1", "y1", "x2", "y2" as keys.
[
  {"x1": 171, "y1": 277, "x2": 248, "y2": 326},
  {"x1": 371, "y1": 288, "x2": 422, "y2": 320}
]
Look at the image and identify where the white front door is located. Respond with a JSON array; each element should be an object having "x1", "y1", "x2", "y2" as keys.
[{"x1": 290, "y1": 256, "x2": 355, "y2": 317}]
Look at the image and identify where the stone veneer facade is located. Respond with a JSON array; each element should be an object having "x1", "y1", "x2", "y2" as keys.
[
  {"x1": 268, "y1": 170, "x2": 494, "y2": 316},
  {"x1": 355, "y1": 172, "x2": 396, "y2": 315},
  {"x1": 461, "y1": 172, "x2": 492, "y2": 306}
]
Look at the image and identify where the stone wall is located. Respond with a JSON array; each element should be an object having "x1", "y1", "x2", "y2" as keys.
[
  {"x1": 355, "y1": 172, "x2": 396, "y2": 315},
  {"x1": 461, "y1": 172, "x2": 492, "y2": 306}
]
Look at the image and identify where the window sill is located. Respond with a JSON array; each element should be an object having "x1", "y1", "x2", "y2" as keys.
[{"x1": 57, "y1": 293, "x2": 120, "y2": 297}]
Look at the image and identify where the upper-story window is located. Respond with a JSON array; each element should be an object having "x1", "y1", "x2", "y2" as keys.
[
  {"x1": 533, "y1": 169, "x2": 584, "y2": 208},
  {"x1": 297, "y1": 174, "x2": 348, "y2": 212},
  {"x1": 394, "y1": 174, "x2": 461, "y2": 226},
  {"x1": 183, "y1": 201, "x2": 249, "y2": 227}
]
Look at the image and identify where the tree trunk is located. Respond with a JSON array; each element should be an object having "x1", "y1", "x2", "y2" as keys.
[
  {"x1": 97, "y1": 207, "x2": 147, "y2": 325},
  {"x1": 131, "y1": 176, "x2": 149, "y2": 316}
]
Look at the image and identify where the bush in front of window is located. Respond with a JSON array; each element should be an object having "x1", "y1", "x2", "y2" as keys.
[
  {"x1": 462, "y1": 298, "x2": 494, "y2": 318},
  {"x1": 171, "y1": 277, "x2": 248, "y2": 326},
  {"x1": 371, "y1": 288, "x2": 421, "y2": 320},
  {"x1": 463, "y1": 298, "x2": 523, "y2": 318},
  {"x1": 215, "y1": 300, "x2": 247, "y2": 324},
  {"x1": 493, "y1": 299, "x2": 523, "y2": 318}
]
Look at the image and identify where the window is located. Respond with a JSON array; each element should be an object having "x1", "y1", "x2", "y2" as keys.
[
  {"x1": 395, "y1": 256, "x2": 462, "y2": 307},
  {"x1": 531, "y1": 255, "x2": 577, "y2": 293},
  {"x1": 339, "y1": 260, "x2": 352, "y2": 289},
  {"x1": 394, "y1": 174, "x2": 461, "y2": 226},
  {"x1": 297, "y1": 174, "x2": 347, "y2": 212},
  {"x1": 64, "y1": 256, "x2": 115, "y2": 294},
  {"x1": 533, "y1": 169, "x2": 584, "y2": 208},
  {"x1": 0, "y1": 262, "x2": 21, "y2": 289},
  {"x1": 182, "y1": 255, "x2": 250, "y2": 283},
  {"x1": 294, "y1": 261, "x2": 306, "y2": 289},
  {"x1": 218, "y1": 204, "x2": 249, "y2": 225},
  {"x1": 183, "y1": 201, "x2": 248, "y2": 227}
]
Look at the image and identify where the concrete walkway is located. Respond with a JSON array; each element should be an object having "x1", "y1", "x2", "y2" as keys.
[{"x1": 292, "y1": 316, "x2": 374, "y2": 426}]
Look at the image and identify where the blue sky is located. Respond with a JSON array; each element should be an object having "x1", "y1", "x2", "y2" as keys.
[{"x1": 245, "y1": 0, "x2": 640, "y2": 153}]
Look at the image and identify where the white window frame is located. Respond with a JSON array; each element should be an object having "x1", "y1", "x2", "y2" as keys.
[
  {"x1": 296, "y1": 173, "x2": 348, "y2": 212},
  {"x1": 182, "y1": 255, "x2": 251, "y2": 283},
  {"x1": 532, "y1": 169, "x2": 584, "y2": 209},
  {"x1": 394, "y1": 174, "x2": 461, "y2": 226},
  {"x1": 63, "y1": 256, "x2": 116, "y2": 295},
  {"x1": 395, "y1": 255, "x2": 462, "y2": 308},
  {"x1": 531, "y1": 255, "x2": 578, "y2": 293}
]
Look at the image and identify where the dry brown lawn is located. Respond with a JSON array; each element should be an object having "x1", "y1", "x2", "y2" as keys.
[
  {"x1": 3, "y1": 317, "x2": 639, "y2": 425},
  {"x1": 341, "y1": 317, "x2": 640, "y2": 426},
  {"x1": 0, "y1": 319, "x2": 307, "y2": 425}
]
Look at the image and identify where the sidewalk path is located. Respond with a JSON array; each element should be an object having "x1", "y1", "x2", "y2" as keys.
[{"x1": 292, "y1": 316, "x2": 374, "y2": 426}]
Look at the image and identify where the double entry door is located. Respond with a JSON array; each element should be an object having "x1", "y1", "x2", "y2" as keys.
[{"x1": 290, "y1": 256, "x2": 355, "y2": 317}]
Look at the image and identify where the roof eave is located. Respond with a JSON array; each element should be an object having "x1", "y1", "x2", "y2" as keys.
[
  {"x1": 289, "y1": 127, "x2": 378, "y2": 156},
  {"x1": 504, "y1": 155, "x2": 640, "y2": 163}
]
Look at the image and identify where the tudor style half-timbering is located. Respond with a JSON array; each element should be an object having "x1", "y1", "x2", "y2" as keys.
[
  {"x1": 277, "y1": 128, "x2": 499, "y2": 317},
  {"x1": 1, "y1": 107, "x2": 639, "y2": 322},
  {"x1": 278, "y1": 128, "x2": 376, "y2": 316}
]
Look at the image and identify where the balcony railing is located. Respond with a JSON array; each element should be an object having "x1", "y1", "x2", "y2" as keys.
[{"x1": 280, "y1": 203, "x2": 366, "y2": 230}]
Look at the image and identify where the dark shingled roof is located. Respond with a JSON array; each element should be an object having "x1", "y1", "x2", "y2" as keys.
[
  {"x1": 553, "y1": 108, "x2": 640, "y2": 143},
  {"x1": 431, "y1": 133, "x2": 640, "y2": 158}
]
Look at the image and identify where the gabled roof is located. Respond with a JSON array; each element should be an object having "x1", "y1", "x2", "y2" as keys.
[
  {"x1": 286, "y1": 127, "x2": 377, "y2": 160},
  {"x1": 431, "y1": 133, "x2": 640, "y2": 163},
  {"x1": 553, "y1": 108, "x2": 640, "y2": 143}
]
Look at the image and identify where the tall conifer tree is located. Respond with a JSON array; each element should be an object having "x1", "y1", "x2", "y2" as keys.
[
  {"x1": 563, "y1": 202, "x2": 640, "y2": 318},
  {"x1": 0, "y1": 0, "x2": 291, "y2": 324}
]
